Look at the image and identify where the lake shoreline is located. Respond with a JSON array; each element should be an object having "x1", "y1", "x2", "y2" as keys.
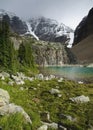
[
  {"x1": 39, "y1": 65, "x2": 93, "y2": 83},
  {"x1": 39, "y1": 63, "x2": 93, "y2": 68}
]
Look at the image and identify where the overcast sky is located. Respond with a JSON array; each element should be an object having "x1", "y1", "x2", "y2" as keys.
[{"x1": 0, "y1": 0, "x2": 93, "y2": 29}]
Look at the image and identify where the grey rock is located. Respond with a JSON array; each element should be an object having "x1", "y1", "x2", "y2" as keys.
[
  {"x1": 49, "y1": 88, "x2": 60, "y2": 95},
  {"x1": 58, "y1": 77, "x2": 64, "y2": 82},
  {"x1": 8, "y1": 80, "x2": 14, "y2": 86},
  {"x1": 0, "y1": 88, "x2": 10, "y2": 106},
  {"x1": 37, "y1": 125, "x2": 48, "y2": 130},
  {"x1": 0, "y1": 72, "x2": 10, "y2": 80},
  {"x1": 0, "y1": 88, "x2": 32, "y2": 124},
  {"x1": 32, "y1": 41, "x2": 75, "y2": 66},
  {"x1": 35, "y1": 74, "x2": 44, "y2": 80},
  {"x1": 60, "y1": 114, "x2": 77, "y2": 122},
  {"x1": 42, "y1": 122, "x2": 58, "y2": 130},
  {"x1": 48, "y1": 122, "x2": 58, "y2": 129},
  {"x1": 70, "y1": 95, "x2": 90, "y2": 103},
  {"x1": 58, "y1": 125, "x2": 67, "y2": 130},
  {"x1": 0, "y1": 103, "x2": 32, "y2": 124}
]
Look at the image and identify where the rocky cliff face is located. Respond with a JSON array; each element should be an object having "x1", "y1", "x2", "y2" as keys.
[
  {"x1": 32, "y1": 41, "x2": 77, "y2": 66},
  {"x1": 11, "y1": 36, "x2": 76, "y2": 66},
  {"x1": 73, "y1": 8, "x2": 93, "y2": 46}
]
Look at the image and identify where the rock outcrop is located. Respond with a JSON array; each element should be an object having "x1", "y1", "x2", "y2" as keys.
[
  {"x1": 0, "y1": 88, "x2": 32, "y2": 124},
  {"x1": 70, "y1": 95, "x2": 90, "y2": 103},
  {"x1": 32, "y1": 41, "x2": 76, "y2": 66}
]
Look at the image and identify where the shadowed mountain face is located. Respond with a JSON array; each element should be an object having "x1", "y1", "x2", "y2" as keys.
[
  {"x1": 71, "y1": 8, "x2": 93, "y2": 64},
  {"x1": 0, "y1": 10, "x2": 28, "y2": 34},
  {"x1": 73, "y1": 8, "x2": 93, "y2": 46}
]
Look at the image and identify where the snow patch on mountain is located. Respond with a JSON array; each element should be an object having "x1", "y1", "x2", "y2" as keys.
[
  {"x1": 67, "y1": 32, "x2": 74, "y2": 48},
  {"x1": 26, "y1": 22, "x2": 39, "y2": 40},
  {"x1": 0, "y1": 9, "x2": 16, "y2": 19},
  {"x1": 29, "y1": 17, "x2": 74, "y2": 46}
]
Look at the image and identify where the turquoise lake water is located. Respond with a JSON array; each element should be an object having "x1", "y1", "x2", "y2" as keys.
[{"x1": 45, "y1": 66, "x2": 93, "y2": 82}]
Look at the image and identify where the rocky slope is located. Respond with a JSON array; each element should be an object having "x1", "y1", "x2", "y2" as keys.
[
  {"x1": 0, "y1": 71, "x2": 92, "y2": 130},
  {"x1": 72, "y1": 8, "x2": 93, "y2": 64},
  {"x1": 32, "y1": 41, "x2": 70, "y2": 66},
  {"x1": 71, "y1": 34, "x2": 93, "y2": 64},
  {"x1": 29, "y1": 17, "x2": 74, "y2": 45},
  {"x1": 11, "y1": 36, "x2": 77, "y2": 66},
  {"x1": 73, "y1": 7, "x2": 93, "y2": 46}
]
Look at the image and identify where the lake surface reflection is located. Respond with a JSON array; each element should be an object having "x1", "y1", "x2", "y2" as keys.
[{"x1": 45, "y1": 66, "x2": 93, "y2": 82}]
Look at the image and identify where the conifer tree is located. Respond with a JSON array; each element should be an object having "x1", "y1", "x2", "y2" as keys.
[
  {"x1": 18, "y1": 41, "x2": 34, "y2": 68},
  {"x1": 0, "y1": 15, "x2": 17, "y2": 71}
]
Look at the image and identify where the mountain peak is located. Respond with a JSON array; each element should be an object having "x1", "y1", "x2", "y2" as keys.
[
  {"x1": 0, "y1": 9, "x2": 16, "y2": 19},
  {"x1": 88, "y1": 7, "x2": 93, "y2": 17},
  {"x1": 29, "y1": 16, "x2": 74, "y2": 46}
]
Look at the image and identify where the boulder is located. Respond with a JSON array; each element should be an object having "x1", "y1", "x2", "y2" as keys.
[
  {"x1": 16, "y1": 72, "x2": 26, "y2": 80},
  {"x1": 58, "y1": 77, "x2": 63, "y2": 82},
  {"x1": 70, "y1": 95, "x2": 90, "y2": 103},
  {"x1": 27, "y1": 77, "x2": 34, "y2": 82},
  {"x1": 15, "y1": 80, "x2": 25, "y2": 85},
  {"x1": 48, "y1": 122, "x2": 58, "y2": 129},
  {"x1": 58, "y1": 125, "x2": 67, "y2": 130},
  {"x1": 8, "y1": 80, "x2": 14, "y2": 86},
  {"x1": 0, "y1": 103, "x2": 32, "y2": 124},
  {"x1": 0, "y1": 72, "x2": 10, "y2": 80},
  {"x1": 0, "y1": 88, "x2": 10, "y2": 105},
  {"x1": 78, "y1": 81, "x2": 83, "y2": 84},
  {"x1": 0, "y1": 88, "x2": 32, "y2": 124},
  {"x1": 42, "y1": 122, "x2": 58, "y2": 130},
  {"x1": 49, "y1": 75, "x2": 55, "y2": 80},
  {"x1": 35, "y1": 74, "x2": 44, "y2": 80},
  {"x1": 59, "y1": 114, "x2": 77, "y2": 122},
  {"x1": 37, "y1": 125, "x2": 48, "y2": 130},
  {"x1": 49, "y1": 88, "x2": 60, "y2": 95}
]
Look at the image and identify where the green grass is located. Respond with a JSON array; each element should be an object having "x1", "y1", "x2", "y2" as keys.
[{"x1": 0, "y1": 78, "x2": 93, "y2": 129}]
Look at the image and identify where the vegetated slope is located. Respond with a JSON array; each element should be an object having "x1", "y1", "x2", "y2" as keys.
[
  {"x1": 71, "y1": 34, "x2": 93, "y2": 64},
  {"x1": 0, "y1": 73, "x2": 93, "y2": 130}
]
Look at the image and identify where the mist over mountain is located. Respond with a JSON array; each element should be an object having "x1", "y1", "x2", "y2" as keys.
[
  {"x1": 29, "y1": 17, "x2": 74, "y2": 45},
  {"x1": 0, "y1": 9, "x2": 74, "y2": 46}
]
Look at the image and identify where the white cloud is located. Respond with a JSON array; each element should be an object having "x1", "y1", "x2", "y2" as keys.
[{"x1": 0, "y1": 0, "x2": 93, "y2": 29}]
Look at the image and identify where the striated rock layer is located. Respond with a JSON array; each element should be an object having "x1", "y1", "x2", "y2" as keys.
[{"x1": 32, "y1": 41, "x2": 76, "y2": 66}]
